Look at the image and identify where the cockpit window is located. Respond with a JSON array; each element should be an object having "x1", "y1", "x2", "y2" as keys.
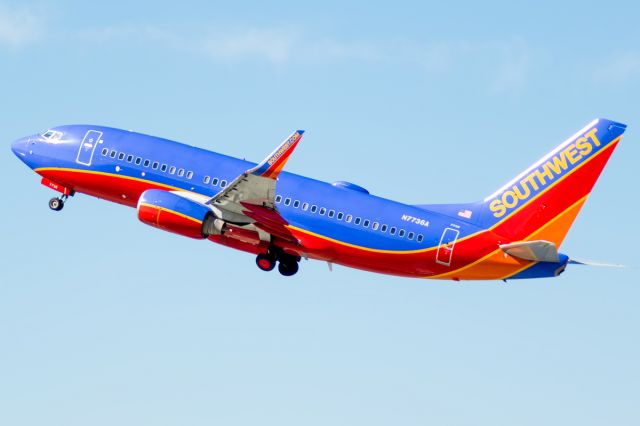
[{"x1": 42, "y1": 130, "x2": 63, "y2": 141}]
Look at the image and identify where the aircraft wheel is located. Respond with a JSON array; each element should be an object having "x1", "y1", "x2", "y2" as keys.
[
  {"x1": 49, "y1": 197, "x2": 64, "y2": 211},
  {"x1": 278, "y1": 260, "x2": 299, "y2": 277},
  {"x1": 256, "y1": 253, "x2": 276, "y2": 272}
]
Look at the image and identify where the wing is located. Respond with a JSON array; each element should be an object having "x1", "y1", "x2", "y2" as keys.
[{"x1": 205, "y1": 130, "x2": 305, "y2": 243}]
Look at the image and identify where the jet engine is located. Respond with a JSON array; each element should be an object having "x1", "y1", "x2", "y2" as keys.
[{"x1": 137, "y1": 189, "x2": 223, "y2": 239}]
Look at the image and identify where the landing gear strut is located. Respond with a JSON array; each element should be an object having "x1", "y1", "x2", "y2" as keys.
[
  {"x1": 255, "y1": 248, "x2": 300, "y2": 276},
  {"x1": 48, "y1": 195, "x2": 66, "y2": 211}
]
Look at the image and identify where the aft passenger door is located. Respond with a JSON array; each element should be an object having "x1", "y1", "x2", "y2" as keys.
[{"x1": 436, "y1": 227, "x2": 460, "y2": 266}]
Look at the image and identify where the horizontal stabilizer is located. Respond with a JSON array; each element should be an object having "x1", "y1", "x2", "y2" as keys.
[{"x1": 500, "y1": 240, "x2": 559, "y2": 263}]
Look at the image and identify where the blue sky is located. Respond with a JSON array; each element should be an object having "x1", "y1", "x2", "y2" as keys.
[{"x1": 1, "y1": 1, "x2": 639, "y2": 425}]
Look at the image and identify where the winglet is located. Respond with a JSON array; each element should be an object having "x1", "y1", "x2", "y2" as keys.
[{"x1": 249, "y1": 130, "x2": 305, "y2": 179}]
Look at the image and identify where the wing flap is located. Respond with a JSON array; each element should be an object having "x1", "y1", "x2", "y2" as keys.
[{"x1": 242, "y1": 203, "x2": 298, "y2": 243}]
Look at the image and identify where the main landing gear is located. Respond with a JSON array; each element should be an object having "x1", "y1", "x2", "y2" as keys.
[
  {"x1": 48, "y1": 195, "x2": 68, "y2": 211},
  {"x1": 256, "y1": 248, "x2": 300, "y2": 277}
]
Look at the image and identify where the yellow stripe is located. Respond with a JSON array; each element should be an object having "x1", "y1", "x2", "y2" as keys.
[
  {"x1": 495, "y1": 193, "x2": 589, "y2": 279},
  {"x1": 487, "y1": 137, "x2": 620, "y2": 230},
  {"x1": 429, "y1": 247, "x2": 505, "y2": 279},
  {"x1": 35, "y1": 167, "x2": 202, "y2": 196},
  {"x1": 287, "y1": 225, "x2": 433, "y2": 255},
  {"x1": 427, "y1": 194, "x2": 590, "y2": 279},
  {"x1": 38, "y1": 137, "x2": 619, "y2": 259},
  {"x1": 289, "y1": 137, "x2": 620, "y2": 256}
]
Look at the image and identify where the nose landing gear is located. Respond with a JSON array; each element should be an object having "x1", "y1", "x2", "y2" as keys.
[
  {"x1": 48, "y1": 194, "x2": 68, "y2": 211},
  {"x1": 41, "y1": 179, "x2": 74, "y2": 211},
  {"x1": 255, "y1": 248, "x2": 300, "y2": 276}
]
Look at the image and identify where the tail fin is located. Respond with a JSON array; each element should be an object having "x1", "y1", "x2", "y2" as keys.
[{"x1": 480, "y1": 118, "x2": 626, "y2": 247}]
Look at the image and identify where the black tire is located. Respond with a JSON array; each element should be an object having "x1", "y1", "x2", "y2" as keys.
[
  {"x1": 49, "y1": 198, "x2": 63, "y2": 211},
  {"x1": 278, "y1": 260, "x2": 299, "y2": 277},
  {"x1": 256, "y1": 253, "x2": 276, "y2": 272}
]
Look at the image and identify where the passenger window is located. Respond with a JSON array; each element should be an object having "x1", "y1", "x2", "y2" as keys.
[
  {"x1": 345, "y1": 214, "x2": 352, "y2": 223},
  {"x1": 319, "y1": 207, "x2": 326, "y2": 215},
  {"x1": 152, "y1": 162, "x2": 159, "y2": 170},
  {"x1": 118, "y1": 153, "x2": 125, "y2": 160},
  {"x1": 284, "y1": 198, "x2": 291, "y2": 206},
  {"x1": 363, "y1": 219, "x2": 370, "y2": 228},
  {"x1": 178, "y1": 168, "x2": 184, "y2": 177},
  {"x1": 186, "y1": 171, "x2": 193, "y2": 179},
  {"x1": 135, "y1": 157, "x2": 142, "y2": 165},
  {"x1": 204, "y1": 176, "x2": 211, "y2": 184},
  {"x1": 328, "y1": 210, "x2": 335, "y2": 218},
  {"x1": 293, "y1": 200, "x2": 300, "y2": 208},
  {"x1": 302, "y1": 202, "x2": 309, "y2": 211},
  {"x1": 408, "y1": 232, "x2": 414, "y2": 240},
  {"x1": 417, "y1": 234, "x2": 424, "y2": 242},
  {"x1": 275, "y1": 195, "x2": 282, "y2": 203},
  {"x1": 161, "y1": 164, "x2": 167, "y2": 172},
  {"x1": 381, "y1": 224, "x2": 388, "y2": 232},
  {"x1": 144, "y1": 159, "x2": 150, "y2": 167},
  {"x1": 169, "y1": 166, "x2": 176, "y2": 174},
  {"x1": 399, "y1": 229, "x2": 405, "y2": 237},
  {"x1": 337, "y1": 212, "x2": 344, "y2": 220},
  {"x1": 372, "y1": 222, "x2": 380, "y2": 230},
  {"x1": 390, "y1": 227, "x2": 396, "y2": 235},
  {"x1": 212, "y1": 178, "x2": 219, "y2": 186},
  {"x1": 220, "y1": 180, "x2": 227, "y2": 188},
  {"x1": 101, "y1": 148, "x2": 108, "y2": 156},
  {"x1": 127, "y1": 155, "x2": 133, "y2": 163},
  {"x1": 354, "y1": 217, "x2": 361, "y2": 225},
  {"x1": 110, "y1": 150, "x2": 117, "y2": 158},
  {"x1": 311, "y1": 205, "x2": 318, "y2": 213}
]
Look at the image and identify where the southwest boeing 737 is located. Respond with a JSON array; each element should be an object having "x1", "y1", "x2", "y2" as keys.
[{"x1": 11, "y1": 118, "x2": 626, "y2": 280}]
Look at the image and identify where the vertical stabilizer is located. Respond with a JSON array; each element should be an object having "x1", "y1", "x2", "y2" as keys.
[{"x1": 480, "y1": 118, "x2": 626, "y2": 246}]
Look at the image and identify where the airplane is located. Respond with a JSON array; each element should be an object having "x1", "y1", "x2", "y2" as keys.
[{"x1": 11, "y1": 118, "x2": 626, "y2": 280}]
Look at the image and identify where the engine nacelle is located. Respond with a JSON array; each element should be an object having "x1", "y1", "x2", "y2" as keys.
[{"x1": 137, "y1": 189, "x2": 218, "y2": 239}]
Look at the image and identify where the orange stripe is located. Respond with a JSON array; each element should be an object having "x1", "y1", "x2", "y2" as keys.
[
  {"x1": 38, "y1": 137, "x2": 619, "y2": 258},
  {"x1": 427, "y1": 194, "x2": 590, "y2": 280}
]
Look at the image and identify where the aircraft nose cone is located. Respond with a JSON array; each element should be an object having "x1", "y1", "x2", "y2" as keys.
[{"x1": 11, "y1": 137, "x2": 27, "y2": 158}]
